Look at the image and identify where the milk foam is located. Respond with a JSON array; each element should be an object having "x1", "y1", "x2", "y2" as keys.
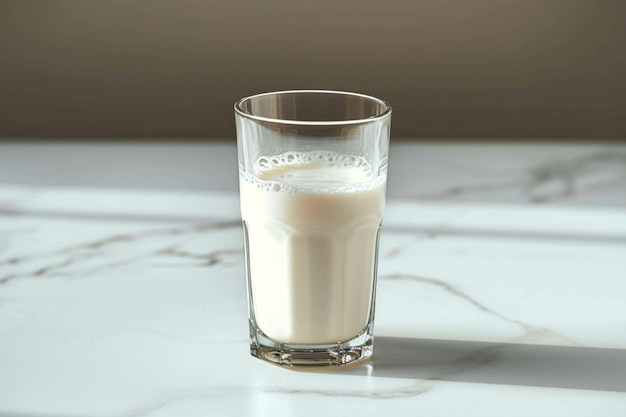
[{"x1": 240, "y1": 151, "x2": 384, "y2": 194}]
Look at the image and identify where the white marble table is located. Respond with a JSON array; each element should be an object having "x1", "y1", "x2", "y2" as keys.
[{"x1": 1, "y1": 142, "x2": 626, "y2": 416}]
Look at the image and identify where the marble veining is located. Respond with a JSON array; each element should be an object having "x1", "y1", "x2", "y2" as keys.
[
  {"x1": 156, "y1": 247, "x2": 242, "y2": 267},
  {"x1": 413, "y1": 150, "x2": 626, "y2": 203},
  {"x1": 0, "y1": 220, "x2": 241, "y2": 285},
  {"x1": 265, "y1": 381, "x2": 430, "y2": 399},
  {"x1": 381, "y1": 273, "x2": 578, "y2": 345}
]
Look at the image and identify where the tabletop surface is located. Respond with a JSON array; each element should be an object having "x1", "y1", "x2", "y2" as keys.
[{"x1": 1, "y1": 141, "x2": 626, "y2": 416}]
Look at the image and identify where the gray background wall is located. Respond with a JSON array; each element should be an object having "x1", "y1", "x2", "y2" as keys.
[{"x1": 0, "y1": 0, "x2": 624, "y2": 140}]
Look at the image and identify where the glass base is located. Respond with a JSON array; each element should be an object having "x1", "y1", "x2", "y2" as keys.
[{"x1": 249, "y1": 320, "x2": 374, "y2": 368}]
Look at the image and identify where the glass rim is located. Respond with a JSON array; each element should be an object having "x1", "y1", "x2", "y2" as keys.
[{"x1": 234, "y1": 89, "x2": 392, "y2": 126}]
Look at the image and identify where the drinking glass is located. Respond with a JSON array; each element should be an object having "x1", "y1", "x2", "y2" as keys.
[{"x1": 235, "y1": 90, "x2": 391, "y2": 367}]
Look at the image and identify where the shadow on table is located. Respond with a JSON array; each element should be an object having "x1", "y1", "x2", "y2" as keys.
[{"x1": 338, "y1": 336, "x2": 626, "y2": 392}]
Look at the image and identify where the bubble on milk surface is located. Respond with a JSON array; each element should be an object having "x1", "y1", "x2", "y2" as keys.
[{"x1": 258, "y1": 158, "x2": 267, "y2": 167}]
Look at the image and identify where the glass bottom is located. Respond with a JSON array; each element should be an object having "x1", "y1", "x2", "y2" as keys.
[{"x1": 249, "y1": 320, "x2": 374, "y2": 368}]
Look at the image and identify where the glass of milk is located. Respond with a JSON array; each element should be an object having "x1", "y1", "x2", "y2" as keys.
[{"x1": 235, "y1": 90, "x2": 391, "y2": 368}]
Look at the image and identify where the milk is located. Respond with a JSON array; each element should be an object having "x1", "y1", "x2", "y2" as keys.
[{"x1": 240, "y1": 152, "x2": 386, "y2": 345}]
